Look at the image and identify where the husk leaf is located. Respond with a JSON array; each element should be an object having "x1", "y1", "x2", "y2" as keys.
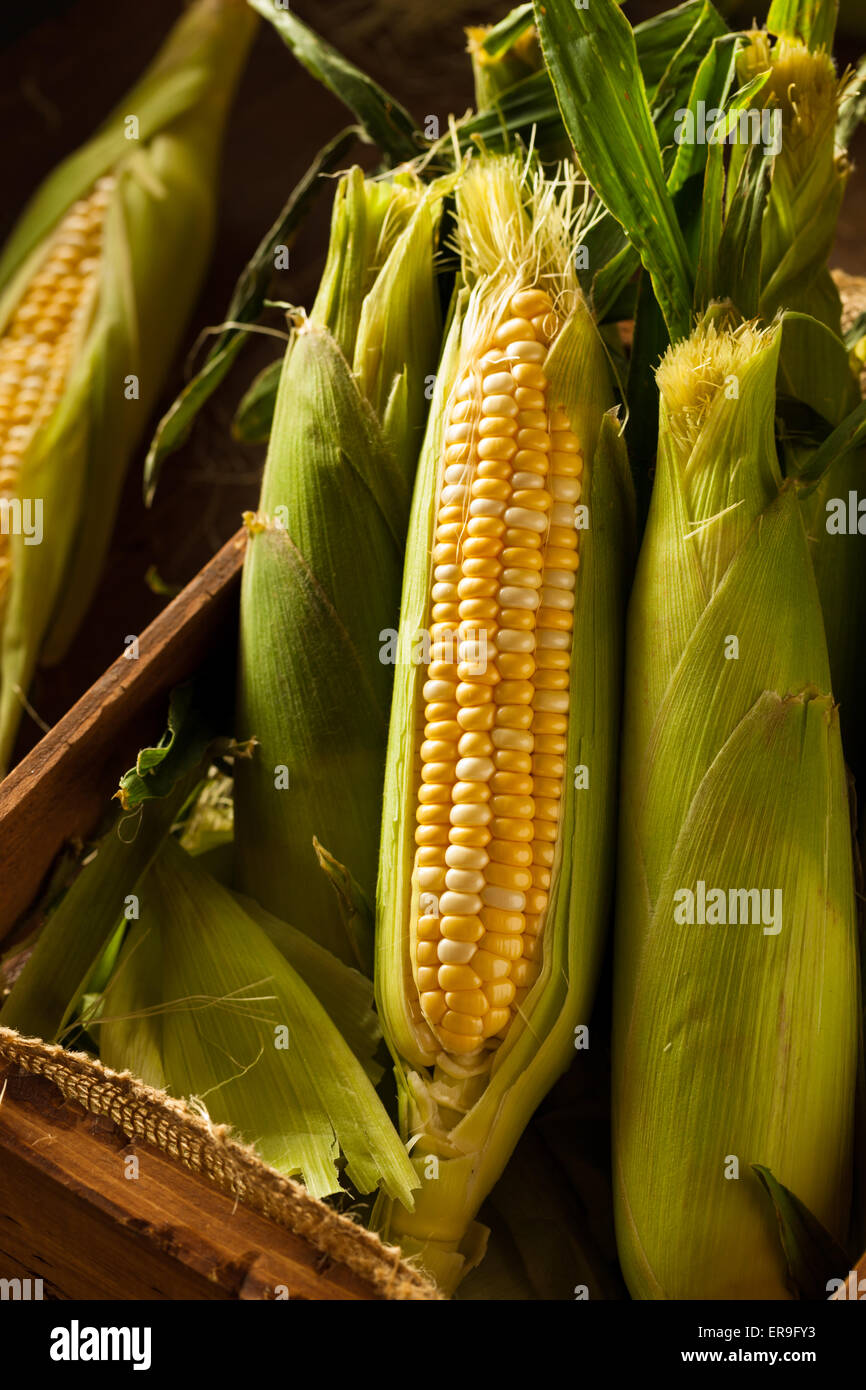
[
  {"x1": 233, "y1": 172, "x2": 446, "y2": 961},
  {"x1": 99, "y1": 838, "x2": 417, "y2": 1204}
]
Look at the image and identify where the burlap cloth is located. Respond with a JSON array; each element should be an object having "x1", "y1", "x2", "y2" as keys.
[{"x1": 0, "y1": 1025, "x2": 440, "y2": 1301}]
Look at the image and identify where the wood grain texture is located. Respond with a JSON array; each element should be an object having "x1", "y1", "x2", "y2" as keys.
[
  {"x1": 0, "y1": 529, "x2": 246, "y2": 942},
  {"x1": 0, "y1": 1063, "x2": 378, "y2": 1300}
]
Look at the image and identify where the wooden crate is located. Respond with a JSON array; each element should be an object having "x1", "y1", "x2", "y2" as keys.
[
  {"x1": 0, "y1": 529, "x2": 245, "y2": 941},
  {"x1": 0, "y1": 1060, "x2": 383, "y2": 1301},
  {"x1": 0, "y1": 529, "x2": 437, "y2": 1302}
]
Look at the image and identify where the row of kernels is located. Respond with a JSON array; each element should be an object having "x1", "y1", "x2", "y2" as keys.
[
  {"x1": 441, "y1": 349, "x2": 536, "y2": 1039},
  {"x1": 514, "y1": 413, "x2": 582, "y2": 998},
  {"x1": 416, "y1": 351, "x2": 516, "y2": 1047},
  {"x1": 469, "y1": 324, "x2": 554, "y2": 1038},
  {"x1": 414, "y1": 370, "x2": 471, "y2": 938},
  {"x1": 415, "y1": 293, "x2": 571, "y2": 1054},
  {"x1": 0, "y1": 183, "x2": 111, "y2": 594}
]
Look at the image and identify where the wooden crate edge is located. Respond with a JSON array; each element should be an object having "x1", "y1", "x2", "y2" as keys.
[
  {"x1": 0, "y1": 528, "x2": 247, "y2": 938},
  {"x1": 0, "y1": 1025, "x2": 441, "y2": 1301}
]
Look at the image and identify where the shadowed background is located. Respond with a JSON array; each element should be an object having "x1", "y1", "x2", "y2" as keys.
[{"x1": 0, "y1": 0, "x2": 863, "y2": 763}]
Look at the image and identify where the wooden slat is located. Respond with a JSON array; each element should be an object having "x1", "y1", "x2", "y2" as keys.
[
  {"x1": 0, "y1": 1065, "x2": 379, "y2": 1301},
  {"x1": 0, "y1": 528, "x2": 246, "y2": 940},
  {"x1": 0, "y1": 1245, "x2": 60, "y2": 1298}
]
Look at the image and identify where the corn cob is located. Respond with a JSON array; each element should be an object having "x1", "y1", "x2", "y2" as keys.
[
  {"x1": 0, "y1": 181, "x2": 110, "y2": 620},
  {"x1": 407, "y1": 289, "x2": 587, "y2": 1055},
  {"x1": 613, "y1": 315, "x2": 859, "y2": 1299},
  {"x1": 0, "y1": 0, "x2": 255, "y2": 771},
  {"x1": 735, "y1": 30, "x2": 849, "y2": 327},
  {"x1": 233, "y1": 169, "x2": 446, "y2": 962},
  {"x1": 376, "y1": 156, "x2": 634, "y2": 1291}
]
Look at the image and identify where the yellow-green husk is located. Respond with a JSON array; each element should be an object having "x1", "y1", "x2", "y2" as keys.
[
  {"x1": 233, "y1": 168, "x2": 447, "y2": 963},
  {"x1": 613, "y1": 316, "x2": 859, "y2": 1299}
]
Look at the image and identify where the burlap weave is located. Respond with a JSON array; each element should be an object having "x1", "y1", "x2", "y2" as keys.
[{"x1": 0, "y1": 1025, "x2": 440, "y2": 1301}]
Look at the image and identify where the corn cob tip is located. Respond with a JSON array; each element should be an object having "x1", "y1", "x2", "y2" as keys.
[
  {"x1": 655, "y1": 317, "x2": 777, "y2": 450},
  {"x1": 741, "y1": 31, "x2": 841, "y2": 143},
  {"x1": 455, "y1": 157, "x2": 587, "y2": 323}
]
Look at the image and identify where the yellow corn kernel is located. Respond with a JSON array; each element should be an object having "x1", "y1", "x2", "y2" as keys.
[
  {"x1": 0, "y1": 183, "x2": 111, "y2": 608},
  {"x1": 410, "y1": 288, "x2": 582, "y2": 1057},
  {"x1": 438, "y1": 963, "x2": 482, "y2": 991}
]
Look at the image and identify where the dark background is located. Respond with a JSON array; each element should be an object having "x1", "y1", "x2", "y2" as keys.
[{"x1": 1, "y1": 0, "x2": 864, "y2": 764}]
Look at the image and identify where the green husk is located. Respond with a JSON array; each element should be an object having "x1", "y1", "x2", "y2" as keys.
[
  {"x1": 375, "y1": 156, "x2": 635, "y2": 1293},
  {"x1": 178, "y1": 770, "x2": 235, "y2": 858},
  {"x1": 650, "y1": 2, "x2": 732, "y2": 163},
  {"x1": 478, "y1": 5, "x2": 535, "y2": 61},
  {"x1": 457, "y1": 15, "x2": 574, "y2": 169},
  {"x1": 98, "y1": 837, "x2": 417, "y2": 1204},
  {"x1": 0, "y1": 0, "x2": 256, "y2": 772},
  {"x1": 311, "y1": 839, "x2": 375, "y2": 977},
  {"x1": 451, "y1": 0, "x2": 732, "y2": 179},
  {"x1": 777, "y1": 313, "x2": 866, "y2": 782},
  {"x1": 613, "y1": 315, "x2": 859, "y2": 1300},
  {"x1": 637, "y1": 0, "x2": 731, "y2": 93},
  {"x1": 837, "y1": 54, "x2": 866, "y2": 149},
  {"x1": 735, "y1": 30, "x2": 849, "y2": 327},
  {"x1": 0, "y1": 659, "x2": 237, "y2": 1041},
  {"x1": 767, "y1": 0, "x2": 838, "y2": 51},
  {"x1": 232, "y1": 356, "x2": 283, "y2": 445},
  {"x1": 807, "y1": 446, "x2": 866, "y2": 781},
  {"x1": 533, "y1": 0, "x2": 693, "y2": 342},
  {"x1": 232, "y1": 169, "x2": 448, "y2": 962},
  {"x1": 0, "y1": 785, "x2": 192, "y2": 1045},
  {"x1": 233, "y1": 886, "x2": 382, "y2": 1083},
  {"x1": 753, "y1": 1165, "x2": 853, "y2": 1299},
  {"x1": 92, "y1": 850, "x2": 384, "y2": 1084}
]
